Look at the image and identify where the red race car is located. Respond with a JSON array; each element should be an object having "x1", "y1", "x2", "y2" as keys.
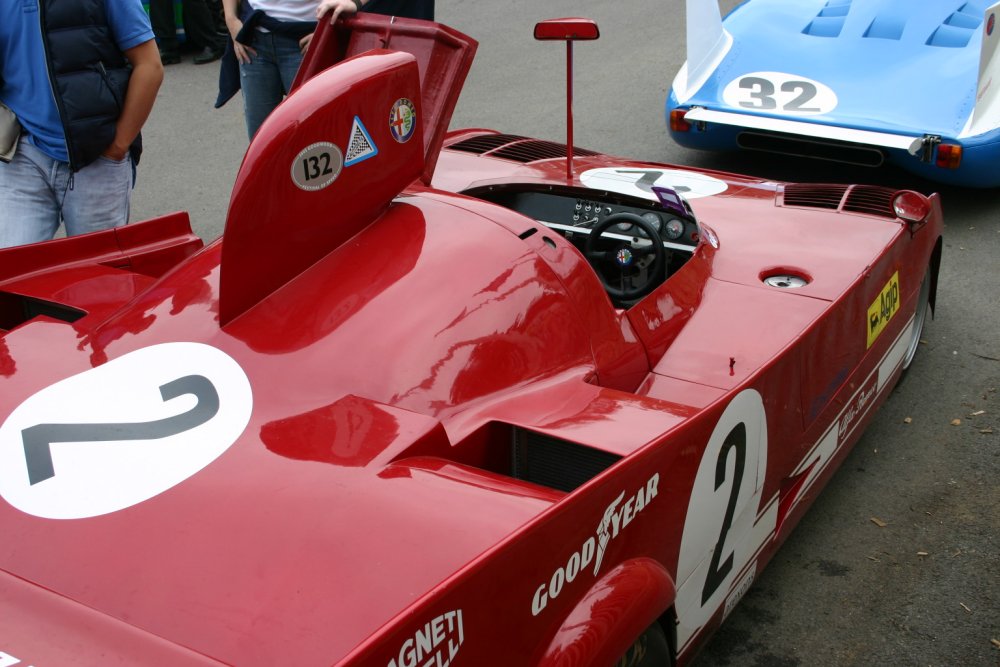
[{"x1": 0, "y1": 15, "x2": 942, "y2": 667}]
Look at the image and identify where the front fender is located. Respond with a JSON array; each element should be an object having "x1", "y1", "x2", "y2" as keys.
[{"x1": 536, "y1": 557, "x2": 676, "y2": 667}]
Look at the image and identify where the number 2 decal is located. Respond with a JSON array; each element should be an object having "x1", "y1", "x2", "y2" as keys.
[
  {"x1": 701, "y1": 423, "x2": 746, "y2": 604},
  {"x1": 0, "y1": 342, "x2": 253, "y2": 520},
  {"x1": 21, "y1": 375, "x2": 219, "y2": 486},
  {"x1": 675, "y1": 389, "x2": 769, "y2": 651},
  {"x1": 724, "y1": 72, "x2": 837, "y2": 116}
]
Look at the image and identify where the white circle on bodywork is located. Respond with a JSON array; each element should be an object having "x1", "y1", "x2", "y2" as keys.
[
  {"x1": 580, "y1": 168, "x2": 728, "y2": 200},
  {"x1": 722, "y1": 72, "x2": 838, "y2": 116},
  {"x1": 291, "y1": 141, "x2": 344, "y2": 191},
  {"x1": 0, "y1": 343, "x2": 253, "y2": 519},
  {"x1": 674, "y1": 389, "x2": 768, "y2": 644}
]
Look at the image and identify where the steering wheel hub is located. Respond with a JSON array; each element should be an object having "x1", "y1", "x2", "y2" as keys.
[
  {"x1": 615, "y1": 247, "x2": 635, "y2": 267},
  {"x1": 585, "y1": 212, "x2": 667, "y2": 302}
]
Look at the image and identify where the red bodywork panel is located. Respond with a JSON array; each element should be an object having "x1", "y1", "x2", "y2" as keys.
[{"x1": 0, "y1": 16, "x2": 943, "y2": 667}]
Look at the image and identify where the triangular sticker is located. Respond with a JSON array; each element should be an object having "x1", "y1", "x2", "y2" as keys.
[{"x1": 345, "y1": 116, "x2": 378, "y2": 166}]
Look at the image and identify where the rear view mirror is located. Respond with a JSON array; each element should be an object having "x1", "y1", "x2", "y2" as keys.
[{"x1": 533, "y1": 18, "x2": 600, "y2": 41}]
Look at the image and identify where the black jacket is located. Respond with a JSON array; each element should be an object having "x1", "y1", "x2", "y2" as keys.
[{"x1": 40, "y1": 0, "x2": 141, "y2": 171}]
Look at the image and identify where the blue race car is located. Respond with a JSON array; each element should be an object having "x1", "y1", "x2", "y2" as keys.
[{"x1": 667, "y1": 0, "x2": 1000, "y2": 187}]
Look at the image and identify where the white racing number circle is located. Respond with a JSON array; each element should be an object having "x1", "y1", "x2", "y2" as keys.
[
  {"x1": 291, "y1": 141, "x2": 344, "y2": 191},
  {"x1": 675, "y1": 389, "x2": 768, "y2": 647},
  {"x1": 0, "y1": 343, "x2": 253, "y2": 519},
  {"x1": 723, "y1": 72, "x2": 838, "y2": 116},
  {"x1": 580, "y1": 168, "x2": 728, "y2": 201}
]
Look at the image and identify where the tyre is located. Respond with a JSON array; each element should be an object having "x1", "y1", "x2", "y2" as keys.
[
  {"x1": 901, "y1": 270, "x2": 931, "y2": 372},
  {"x1": 616, "y1": 622, "x2": 672, "y2": 667}
]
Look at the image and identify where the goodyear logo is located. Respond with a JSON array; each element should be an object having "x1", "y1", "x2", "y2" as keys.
[{"x1": 867, "y1": 271, "x2": 900, "y2": 348}]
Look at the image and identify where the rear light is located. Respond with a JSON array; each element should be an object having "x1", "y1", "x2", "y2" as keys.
[
  {"x1": 670, "y1": 108, "x2": 691, "y2": 132},
  {"x1": 935, "y1": 143, "x2": 962, "y2": 169},
  {"x1": 892, "y1": 190, "x2": 930, "y2": 222}
]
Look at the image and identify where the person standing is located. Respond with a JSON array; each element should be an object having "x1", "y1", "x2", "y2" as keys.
[
  {"x1": 221, "y1": 0, "x2": 323, "y2": 140},
  {"x1": 0, "y1": 0, "x2": 163, "y2": 249},
  {"x1": 219, "y1": 0, "x2": 432, "y2": 140},
  {"x1": 150, "y1": 0, "x2": 224, "y2": 65}
]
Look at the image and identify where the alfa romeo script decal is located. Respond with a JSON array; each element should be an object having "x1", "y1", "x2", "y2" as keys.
[{"x1": 0, "y1": 343, "x2": 253, "y2": 519}]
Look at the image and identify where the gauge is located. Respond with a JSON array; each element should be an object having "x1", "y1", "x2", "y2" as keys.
[
  {"x1": 615, "y1": 210, "x2": 634, "y2": 231},
  {"x1": 640, "y1": 212, "x2": 662, "y2": 233},
  {"x1": 663, "y1": 217, "x2": 685, "y2": 240}
]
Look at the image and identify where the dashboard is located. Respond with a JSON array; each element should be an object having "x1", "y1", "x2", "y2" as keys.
[{"x1": 461, "y1": 185, "x2": 700, "y2": 252}]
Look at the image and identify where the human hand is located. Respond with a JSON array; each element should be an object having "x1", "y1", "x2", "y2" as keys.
[
  {"x1": 101, "y1": 143, "x2": 129, "y2": 161},
  {"x1": 226, "y1": 16, "x2": 256, "y2": 63},
  {"x1": 299, "y1": 32, "x2": 313, "y2": 53},
  {"x1": 316, "y1": 0, "x2": 361, "y2": 24}
]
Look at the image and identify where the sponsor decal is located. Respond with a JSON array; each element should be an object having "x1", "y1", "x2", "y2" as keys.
[
  {"x1": 291, "y1": 141, "x2": 344, "y2": 191},
  {"x1": 677, "y1": 322, "x2": 917, "y2": 653},
  {"x1": 837, "y1": 374, "x2": 877, "y2": 444},
  {"x1": 580, "y1": 168, "x2": 727, "y2": 200},
  {"x1": 531, "y1": 474, "x2": 659, "y2": 616},
  {"x1": 387, "y1": 609, "x2": 464, "y2": 667},
  {"x1": 345, "y1": 116, "x2": 378, "y2": 166},
  {"x1": 0, "y1": 343, "x2": 253, "y2": 519},
  {"x1": 866, "y1": 271, "x2": 900, "y2": 349},
  {"x1": 723, "y1": 567, "x2": 755, "y2": 619},
  {"x1": 389, "y1": 98, "x2": 417, "y2": 143},
  {"x1": 723, "y1": 72, "x2": 838, "y2": 116}
]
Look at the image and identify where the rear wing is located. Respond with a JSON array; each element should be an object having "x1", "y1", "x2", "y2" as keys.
[
  {"x1": 292, "y1": 14, "x2": 477, "y2": 185},
  {"x1": 0, "y1": 213, "x2": 201, "y2": 286},
  {"x1": 967, "y1": 1, "x2": 1000, "y2": 136},
  {"x1": 673, "y1": 0, "x2": 733, "y2": 104}
]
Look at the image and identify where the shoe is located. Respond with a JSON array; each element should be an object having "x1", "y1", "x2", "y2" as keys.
[
  {"x1": 159, "y1": 49, "x2": 181, "y2": 65},
  {"x1": 193, "y1": 46, "x2": 223, "y2": 65}
]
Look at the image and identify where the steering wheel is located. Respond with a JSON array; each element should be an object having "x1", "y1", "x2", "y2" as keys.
[{"x1": 584, "y1": 212, "x2": 666, "y2": 301}]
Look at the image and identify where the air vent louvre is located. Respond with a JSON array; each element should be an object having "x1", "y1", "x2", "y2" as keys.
[
  {"x1": 512, "y1": 429, "x2": 619, "y2": 492},
  {"x1": 803, "y1": 0, "x2": 851, "y2": 36},
  {"x1": 447, "y1": 134, "x2": 600, "y2": 163},
  {"x1": 781, "y1": 184, "x2": 897, "y2": 219},
  {"x1": 841, "y1": 185, "x2": 896, "y2": 217},
  {"x1": 782, "y1": 184, "x2": 848, "y2": 210},
  {"x1": 492, "y1": 140, "x2": 600, "y2": 163},
  {"x1": 448, "y1": 133, "x2": 530, "y2": 154}
]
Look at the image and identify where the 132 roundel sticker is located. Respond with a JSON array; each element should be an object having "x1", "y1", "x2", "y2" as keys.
[
  {"x1": 723, "y1": 72, "x2": 837, "y2": 116},
  {"x1": 0, "y1": 343, "x2": 253, "y2": 519},
  {"x1": 292, "y1": 141, "x2": 344, "y2": 191}
]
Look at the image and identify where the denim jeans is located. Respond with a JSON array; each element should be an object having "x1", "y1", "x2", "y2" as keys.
[
  {"x1": 0, "y1": 138, "x2": 132, "y2": 249},
  {"x1": 240, "y1": 30, "x2": 305, "y2": 140}
]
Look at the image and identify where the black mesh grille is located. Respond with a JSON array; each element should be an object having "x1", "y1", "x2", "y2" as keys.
[
  {"x1": 511, "y1": 429, "x2": 619, "y2": 492},
  {"x1": 737, "y1": 131, "x2": 885, "y2": 167},
  {"x1": 447, "y1": 134, "x2": 600, "y2": 163}
]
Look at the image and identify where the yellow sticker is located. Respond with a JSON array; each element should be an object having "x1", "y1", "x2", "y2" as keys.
[{"x1": 867, "y1": 271, "x2": 900, "y2": 348}]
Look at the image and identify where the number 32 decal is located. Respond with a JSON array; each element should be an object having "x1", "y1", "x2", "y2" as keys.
[
  {"x1": 675, "y1": 389, "x2": 771, "y2": 650},
  {"x1": 723, "y1": 72, "x2": 838, "y2": 116}
]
